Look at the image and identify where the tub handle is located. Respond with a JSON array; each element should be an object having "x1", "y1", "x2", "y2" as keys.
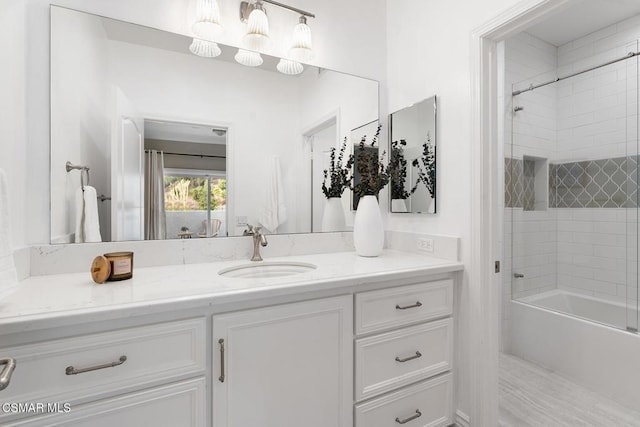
[{"x1": 514, "y1": 273, "x2": 525, "y2": 278}]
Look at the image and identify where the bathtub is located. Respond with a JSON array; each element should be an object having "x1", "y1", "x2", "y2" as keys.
[
  {"x1": 508, "y1": 289, "x2": 640, "y2": 412},
  {"x1": 521, "y1": 289, "x2": 635, "y2": 330}
]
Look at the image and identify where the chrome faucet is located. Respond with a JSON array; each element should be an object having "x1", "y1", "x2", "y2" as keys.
[{"x1": 243, "y1": 224, "x2": 268, "y2": 261}]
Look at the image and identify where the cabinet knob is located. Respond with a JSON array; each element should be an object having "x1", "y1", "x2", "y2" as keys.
[{"x1": 0, "y1": 358, "x2": 16, "y2": 391}]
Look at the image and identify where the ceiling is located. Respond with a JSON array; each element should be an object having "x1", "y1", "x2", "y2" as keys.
[
  {"x1": 526, "y1": 0, "x2": 640, "y2": 46},
  {"x1": 144, "y1": 120, "x2": 227, "y2": 145}
]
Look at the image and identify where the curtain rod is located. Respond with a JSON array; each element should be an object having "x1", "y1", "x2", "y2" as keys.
[
  {"x1": 146, "y1": 150, "x2": 226, "y2": 160},
  {"x1": 512, "y1": 51, "x2": 639, "y2": 97}
]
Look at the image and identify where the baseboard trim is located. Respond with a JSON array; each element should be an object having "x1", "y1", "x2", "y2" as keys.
[{"x1": 455, "y1": 409, "x2": 471, "y2": 427}]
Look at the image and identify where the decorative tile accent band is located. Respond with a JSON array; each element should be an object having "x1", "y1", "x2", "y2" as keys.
[
  {"x1": 505, "y1": 156, "x2": 638, "y2": 209},
  {"x1": 549, "y1": 156, "x2": 637, "y2": 208},
  {"x1": 522, "y1": 159, "x2": 535, "y2": 211},
  {"x1": 505, "y1": 158, "x2": 523, "y2": 208}
]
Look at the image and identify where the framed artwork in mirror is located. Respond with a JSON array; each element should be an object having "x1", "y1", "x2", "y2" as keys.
[{"x1": 388, "y1": 96, "x2": 437, "y2": 214}]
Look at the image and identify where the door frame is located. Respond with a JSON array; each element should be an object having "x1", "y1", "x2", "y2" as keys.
[
  {"x1": 143, "y1": 115, "x2": 234, "y2": 237},
  {"x1": 302, "y1": 109, "x2": 341, "y2": 232},
  {"x1": 469, "y1": 0, "x2": 576, "y2": 425}
]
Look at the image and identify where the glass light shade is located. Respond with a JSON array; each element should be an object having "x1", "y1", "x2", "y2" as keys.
[
  {"x1": 289, "y1": 20, "x2": 313, "y2": 62},
  {"x1": 276, "y1": 59, "x2": 303, "y2": 75},
  {"x1": 192, "y1": 0, "x2": 223, "y2": 40},
  {"x1": 235, "y1": 49, "x2": 263, "y2": 67},
  {"x1": 189, "y1": 38, "x2": 222, "y2": 58},
  {"x1": 243, "y1": 7, "x2": 271, "y2": 51}
]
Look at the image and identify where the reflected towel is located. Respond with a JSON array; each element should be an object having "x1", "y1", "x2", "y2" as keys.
[
  {"x1": 259, "y1": 156, "x2": 287, "y2": 233},
  {"x1": 74, "y1": 186, "x2": 102, "y2": 243},
  {"x1": 0, "y1": 168, "x2": 18, "y2": 300}
]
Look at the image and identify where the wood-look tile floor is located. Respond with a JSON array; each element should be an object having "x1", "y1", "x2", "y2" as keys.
[{"x1": 499, "y1": 353, "x2": 640, "y2": 427}]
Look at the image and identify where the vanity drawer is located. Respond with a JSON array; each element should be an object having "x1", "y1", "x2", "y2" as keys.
[
  {"x1": 355, "y1": 373, "x2": 452, "y2": 427},
  {"x1": 355, "y1": 318, "x2": 452, "y2": 401},
  {"x1": 355, "y1": 280, "x2": 453, "y2": 335},
  {"x1": 4, "y1": 378, "x2": 206, "y2": 427},
  {"x1": 0, "y1": 318, "x2": 205, "y2": 418}
]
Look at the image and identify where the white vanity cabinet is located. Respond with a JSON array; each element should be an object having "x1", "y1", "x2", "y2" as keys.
[
  {"x1": 5, "y1": 378, "x2": 206, "y2": 427},
  {"x1": 354, "y1": 279, "x2": 454, "y2": 427},
  {"x1": 0, "y1": 318, "x2": 207, "y2": 426},
  {"x1": 212, "y1": 295, "x2": 353, "y2": 427},
  {"x1": 0, "y1": 267, "x2": 459, "y2": 427}
]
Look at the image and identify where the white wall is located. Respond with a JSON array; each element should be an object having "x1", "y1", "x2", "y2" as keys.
[
  {"x1": 50, "y1": 8, "x2": 110, "y2": 243},
  {"x1": 107, "y1": 39, "x2": 303, "y2": 235},
  {"x1": 0, "y1": 2, "x2": 28, "y2": 250},
  {"x1": 385, "y1": 0, "x2": 523, "y2": 417},
  {"x1": 0, "y1": 0, "x2": 387, "y2": 247}
]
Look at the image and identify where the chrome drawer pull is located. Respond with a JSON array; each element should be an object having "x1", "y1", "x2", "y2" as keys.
[
  {"x1": 65, "y1": 355, "x2": 127, "y2": 375},
  {"x1": 395, "y1": 301, "x2": 422, "y2": 310},
  {"x1": 395, "y1": 351, "x2": 422, "y2": 363},
  {"x1": 395, "y1": 409, "x2": 422, "y2": 424},
  {"x1": 218, "y1": 339, "x2": 225, "y2": 383},
  {"x1": 0, "y1": 358, "x2": 16, "y2": 391}
]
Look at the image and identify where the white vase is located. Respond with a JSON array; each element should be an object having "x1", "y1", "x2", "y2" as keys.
[
  {"x1": 321, "y1": 197, "x2": 345, "y2": 232},
  {"x1": 353, "y1": 195, "x2": 384, "y2": 257},
  {"x1": 391, "y1": 198, "x2": 408, "y2": 213}
]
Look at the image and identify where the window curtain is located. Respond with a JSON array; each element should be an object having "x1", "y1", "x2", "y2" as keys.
[{"x1": 144, "y1": 150, "x2": 167, "y2": 240}]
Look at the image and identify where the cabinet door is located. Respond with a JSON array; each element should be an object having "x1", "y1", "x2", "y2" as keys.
[
  {"x1": 6, "y1": 378, "x2": 206, "y2": 427},
  {"x1": 213, "y1": 295, "x2": 353, "y2": 427}
]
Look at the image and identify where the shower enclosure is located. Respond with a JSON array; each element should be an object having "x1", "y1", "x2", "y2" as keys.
[{"x1": 508, "y1": 39, "x2": 639, "y2": 333}]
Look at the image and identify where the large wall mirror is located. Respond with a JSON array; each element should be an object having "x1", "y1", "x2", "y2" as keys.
[
  {"x1": 50, "y1": 6, "x2": 379, "y2": 244},
  {"x1": 388, "y1": 96, "x2": 437, "y2": 214}
]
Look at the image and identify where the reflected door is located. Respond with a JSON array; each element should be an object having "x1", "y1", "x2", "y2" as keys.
[
  {"x1": 111, "y1": 87, "x2": 144, "y2": 241},
  {"x1": 310, "y1": 125, "x2": 337, "y2": 232}
]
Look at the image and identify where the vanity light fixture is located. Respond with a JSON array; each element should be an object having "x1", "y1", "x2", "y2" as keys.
[
  {"x1": 289, "y1": 15, "x2": 313, "y2": 62},
  {"x1": 276, "y1": 58, "x2": 303, "y2": 75},
  {"x1": 238, "y1": 0, "x2": 315, "y2": 58},
  {"x1": 189, "y1": 38, "x2": 222, "y2": 58},
  {"x1": 189, "y1": 0, "x2": 315, "y2": 72},
  {"x1": 192, "y1": 0, "x2": 224, "y2": 40},
  {"x1": 234, "y1": 49, "x2": 264, "y2": 67},
  {"x1": 242, "y1": 0, "x2": 271, "y2": 51}
]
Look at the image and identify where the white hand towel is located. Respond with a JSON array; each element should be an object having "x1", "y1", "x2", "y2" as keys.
[
  {"x1": 259, "y1": 156, "x2": 287, "y2": 233},
  {"x1": 0, "y1": 168, "x2": 18, "y2": 300},
  {"x1": 74, "y1": 186, "x2": 102, "y2": 243}
]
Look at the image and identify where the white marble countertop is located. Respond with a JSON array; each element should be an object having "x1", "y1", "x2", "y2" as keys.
[{"x1": 0, "y1": 250, "x2": 463, "y2": 334}]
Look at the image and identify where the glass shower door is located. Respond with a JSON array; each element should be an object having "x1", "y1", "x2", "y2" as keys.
[
  {"x1": 509, "y1": 39, "x2": 640, "y2": 333},
  {"x1": 626, "y1": 40, "x2": 638, "y2": 333}
]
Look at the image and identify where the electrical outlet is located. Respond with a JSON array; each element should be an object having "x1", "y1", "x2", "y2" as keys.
[
  {"x1": 417, "y1": 238, "x2": 434, "y2": 253},
  {"x1": 236, "y1": 216, "x2": 248, "y2": 226}
]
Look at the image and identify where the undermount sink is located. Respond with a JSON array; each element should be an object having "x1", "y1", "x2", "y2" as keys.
[{"x1": 218, "y1": 262, "x2": 317, "y2": 279}]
